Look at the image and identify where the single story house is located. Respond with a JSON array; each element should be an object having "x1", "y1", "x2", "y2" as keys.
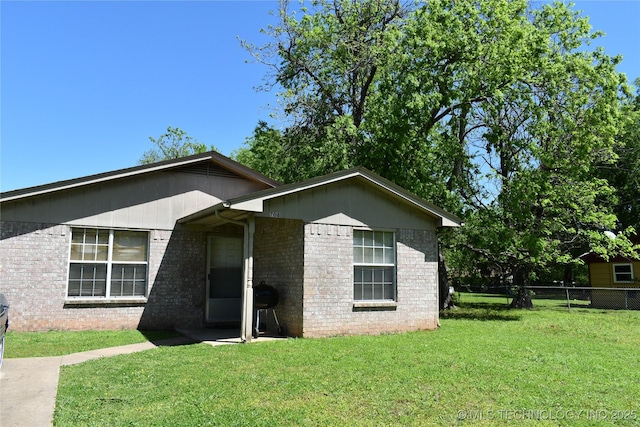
[
  {"x1": 0, "y1": 152, "x2": 461, "y2": 340},
  {"x1": 582, "y1": 251, "x2": 640, "y2": 310}
]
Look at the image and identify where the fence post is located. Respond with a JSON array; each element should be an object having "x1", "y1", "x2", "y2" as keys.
[{"x1": 625, "y1": 290, "x2": 629, "y2": 310}]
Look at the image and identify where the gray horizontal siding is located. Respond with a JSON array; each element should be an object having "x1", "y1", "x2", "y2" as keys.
[
  {"x1": 262, "y1": 180, "x2": 437, "y2": 231},
  {"x1": 1, "y1": 171, "x2": 269, "y2": 230}
]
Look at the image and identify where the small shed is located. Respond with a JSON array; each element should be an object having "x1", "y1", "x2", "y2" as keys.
[{"x1": 582, "y1": 252, "x2": 640, "y2": 310}]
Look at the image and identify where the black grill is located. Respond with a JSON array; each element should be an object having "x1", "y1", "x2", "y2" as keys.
[
  {"x1": 253, "y1": 282, "x2": 283, "y2": 337},
  {"x1": 254, "y1": 282, "x2": 279, "y2": 309}
]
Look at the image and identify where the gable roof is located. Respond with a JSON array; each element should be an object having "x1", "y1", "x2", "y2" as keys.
[
  {"x1": 179, "y1": 167, "x2": 463, "y2": 228},
  {"x1": 580, "y1": 234, "x2": 640, "y2": 263},
  {"x1": 0, "y1": 151, "x2": 281, "y2": 203},
  {"x1": 580, "y1": 253, "x2": 639, "y2": 264}
]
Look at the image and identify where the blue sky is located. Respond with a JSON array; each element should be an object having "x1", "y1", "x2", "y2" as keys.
[{"x1": 1, "y1": 0, "x2": 639, "y2": 192}]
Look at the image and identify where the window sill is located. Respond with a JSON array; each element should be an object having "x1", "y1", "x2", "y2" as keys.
[
  {"x1": 64, "y1": 298, "x2": 147, "y2": 307},
  {"x1": 353, "y1": 301, "x2": 397, "y2": 311}
]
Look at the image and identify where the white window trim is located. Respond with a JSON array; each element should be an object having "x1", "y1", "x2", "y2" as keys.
[
  {"x1": 66, "y1": 228, "x2": 149, "y2": 302},
  {"x1": 353, "y1": 228, "x2": 397, "y2": 302},
  {"x1": 613, "y1": 263, "x2": 634, "y2": 283}
]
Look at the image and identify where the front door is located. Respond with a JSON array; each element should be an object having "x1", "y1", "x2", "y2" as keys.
[{"x1": 206, "y1": 235, "x2": 243, "y2": 323}]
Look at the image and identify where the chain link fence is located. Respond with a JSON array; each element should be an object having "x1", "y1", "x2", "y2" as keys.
[
  {"x1": 525, "y1": 286, "x2": 640, "y2": 310},
  {"x1": 455, "y1": 285, "x2": 640, "y2": 311}
]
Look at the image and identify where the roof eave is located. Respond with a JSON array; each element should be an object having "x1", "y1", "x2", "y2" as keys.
[
  {"x1": 355, "y1": 171, "x2": 462, "y2": 227},
  {"x1": 177, "y1": 202, "x2": 228, "y2": 224},
  {"x1": 186, "y1": 167, "x2": 463, "y2": 228},
  {"x1": 0, "y1": 151, "x2": 280, "y2": 203}
]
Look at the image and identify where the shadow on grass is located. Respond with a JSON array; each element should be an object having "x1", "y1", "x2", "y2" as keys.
[
  {"x1": 139, "y1": 330, "x2": 201, "y2": 347},
  {"x1": 459, "y1": 302, "x2": 511, "y2": 310},
  {"x1": 441, "y1": 292, "x2": 522, "y2": 321},
  {"x1": 467, "y1": 294, "x2": 513, "y2": 299},
  {"x1": 441, "y1": 302, "x2": 522, "y2": 321}
]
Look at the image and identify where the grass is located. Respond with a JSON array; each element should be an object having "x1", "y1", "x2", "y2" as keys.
[
  {"x1": 4, "y1": 329, "x2": 179, "y2": 358},
  {"x1": 51, "y1": 294, "x2": 640, "y2": 426}
]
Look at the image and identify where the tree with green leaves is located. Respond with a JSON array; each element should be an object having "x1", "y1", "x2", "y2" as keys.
[
  {"x1": 139, "y1": 126, "x2": 217, "y2": 164},
  {"x1": 238, "y1": 0, "x2": 410, "y2": 181},
  {"x1": 599, "y1": 81, "x2": 640, "y2": 230},
  {"x1": 427, "y1": 2, "x2": 637, "y2": 306},
  {"x1": 239, "y1": 0, "x2": 637, "y2": 307}
]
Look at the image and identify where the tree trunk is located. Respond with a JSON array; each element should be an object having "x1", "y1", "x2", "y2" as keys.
[
  {"x1": 563, "y1": 265, "x2": 573, "y2": 286},
  {"x1": 438, "y1": 244, "x2": 454, "y2": 309},
  {"x1": 509, "y1": 269, "x2": 534, "y2": 308}
]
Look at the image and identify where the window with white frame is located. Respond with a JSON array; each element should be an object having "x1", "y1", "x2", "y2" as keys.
[
  {"x1": 353, "y1": 229, "x2": 396, "y2": 301},
  {"x1": 68, "y1": 228, "x2": 149, "y2": 298},
  {"x1": 613, "y1": 263, "x2": 634, "y2": 283}
]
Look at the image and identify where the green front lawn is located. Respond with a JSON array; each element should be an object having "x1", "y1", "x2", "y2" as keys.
[
  {"x1": 53, "y1": 295, "x2": 640, "y2": 426},
  {"x1": 4, "y1": 329, "x2": 179, "y2": 358}
]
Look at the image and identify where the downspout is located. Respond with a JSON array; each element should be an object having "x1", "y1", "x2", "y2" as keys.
[
  {"x1": 215, "y1": 209, "x2": 255, "y2": 343},
  {"x1": 436, "y1": 239, "x2": 441, "y2": 328}
]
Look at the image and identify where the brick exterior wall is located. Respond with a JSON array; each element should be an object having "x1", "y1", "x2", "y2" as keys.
[
  {"x1": 302, "y1": 224, "x2": 353, "y2": 337},
  {"x1": 396, "y1": 228, "x2": 439, "y2": 328},
  {"x1": 302, "y1": 224, "x2": 438, "y2": 338},
  {"x1": 0, "y1": 222, "x2": 71, "y2": 331},
  {"x1": 253, "y1": 217, "x2": 304, "y2": 336},
  {"x1": 0, "y1": 220, "x2": 208, "y2": 331},
  {"x1": 1, "y1": 218, "x2": 440, "y2": 336},
  {"x1": 138, "y1": 227, "x2": 207, "y2": 330}
]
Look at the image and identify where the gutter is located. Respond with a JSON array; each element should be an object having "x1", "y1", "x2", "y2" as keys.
[{"x1": 214, "y1": 209, "x2": 255, "y2": 343}]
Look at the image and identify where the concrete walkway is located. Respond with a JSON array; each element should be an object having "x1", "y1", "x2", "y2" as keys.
[{"x1": 0, "y1": 330, "x2": 282, "y2": 426}]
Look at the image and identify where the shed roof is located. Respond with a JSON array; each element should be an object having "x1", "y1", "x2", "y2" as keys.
[
  {"x1": 0, "y1": 151, "x2": 281, "y2": 203},
  {"x1": 179, "y1": 167, "x2": 463, "y2": 228},
  {"x1": 580, "y1": 234, "x2": 640, "y2": 263}
]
